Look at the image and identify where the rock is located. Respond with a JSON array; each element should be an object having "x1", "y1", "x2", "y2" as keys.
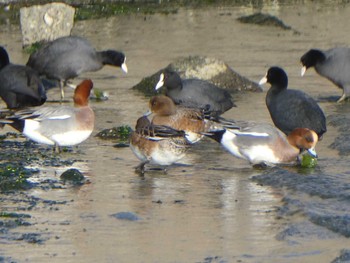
[
  {"x1": 110, "y1": 212, "x2": 140, "y2": 221},
  {"x1": 328, "y1": 112, "x2": 350, "y2": 156},
  {"x1": 237, "y1": 12, "x2": 300, "y2": 34},
  {"x1": 132, "y1": 56, "x2": 262, "y2": 96},
  {"x1": 20, "y1": 3, "x2": 75, "y2": 47},
  {"x1": 237, "y1": 12, "x2": 291, "y2": 30},
  {"x1": 331, "y1": 249, "x2": 350, "y2": 263},
  {"x1": 60, "y1": 168, "x2": 84, "y2": 183}
]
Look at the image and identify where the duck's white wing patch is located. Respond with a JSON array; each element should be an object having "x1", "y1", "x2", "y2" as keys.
[
  {"x1": 234, "y1": 131, "x2": 269, "y2": 137},
  {"x1": 46, "y1": 115, "x2": 71, "y2": 120}
]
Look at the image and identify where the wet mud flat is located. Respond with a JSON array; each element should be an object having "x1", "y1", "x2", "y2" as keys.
[{"x1": 1, "y1": 2, "x2": 350, "y2": 263}]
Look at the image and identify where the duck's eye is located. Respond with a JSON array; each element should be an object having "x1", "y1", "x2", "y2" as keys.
[{"x1": 305, "y1": 135, "x2": 314, "y2": 143}]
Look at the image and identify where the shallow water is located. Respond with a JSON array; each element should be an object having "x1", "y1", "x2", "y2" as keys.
[{"x1": 1, "y1": 2, "x2": 350, "y2": 263}]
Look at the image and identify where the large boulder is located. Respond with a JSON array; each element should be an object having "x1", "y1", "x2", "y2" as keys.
[
  {"x1": 20, "y1": 2, "x2": 75, "y2": 47},
  {"x1": 132, "y1": 56, "x2": 262, "y2": 96}
]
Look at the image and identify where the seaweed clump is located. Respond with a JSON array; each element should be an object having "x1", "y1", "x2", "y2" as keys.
[
  {"x1": 237, "y1": 12, "x2": 292, "y2": 30},
  {"x1": 0, "y1": 164, "x2": 36, "y2": 191}
]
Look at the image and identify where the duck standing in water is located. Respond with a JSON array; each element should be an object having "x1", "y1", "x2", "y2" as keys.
[
  {"x1": 129, "y1": 116, "x2": 191, "y2": 174},
  {"x1": 4, "y1": 79, "x2": 95, "y2": 152},
  {"x1": 205, "y1": 121, "x2": 318, "y2": 166},
  {"x1": 147, "y1": 95, "x2": 212, "y2": 144}
]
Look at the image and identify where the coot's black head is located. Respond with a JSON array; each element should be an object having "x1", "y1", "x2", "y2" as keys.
[
  {"x1": 300, "y1": 49, "x2": 326, "y2": 69},
  {"x1": 162, "y1": 69, "x2": 182, "y2": 90},
  {"x1": 102, "y1": 50, "x2": 127, "y2": 73},
  {"x1": 264, "y1": 66, "x2": 288, "y2": 90},
  {"x1": 0, "y1": 46, "x2": 10, "y2": 70}
]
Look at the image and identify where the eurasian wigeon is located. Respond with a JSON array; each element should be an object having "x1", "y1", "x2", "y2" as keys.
[
  {"x1": 0, "y1": 46, "x2": 46, "y2": 109},
  {"x1": 5, "y1": 79, "x2": 94, "y2": 152},
  {"x1": 155, "y1": 69, "x2": 235, "y2": 116},
  {"x1": 148, "y1": 95, "x2": 211, "y2": 143},
  {"x1": 129, "y1": 116, "x2": 191, "y2": 174},
  {"x1": 27, "y1": 36, "x2": 127, "y2": 100},
  {"x1": 259, "y1": 66, "x2": 326, "y2": 139},
  {"x1": 300, "y1": 48, "x2": 350, "y2": 102},
  {"x1": 206, "y1": 121, "x2": 318, "y2": 166}
]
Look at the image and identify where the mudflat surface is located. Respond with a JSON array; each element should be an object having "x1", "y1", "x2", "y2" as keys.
[{"x1": 1, "y1": 2, "x2": 350, "y2": 263}]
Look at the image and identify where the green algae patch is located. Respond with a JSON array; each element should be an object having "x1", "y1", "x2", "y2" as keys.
[
  {"x1": 237, "y1": 13, "x2": 291, "y2": 30},
  {"x1": 0, "y1": 212, "x2": 31, "y2": 218},
  {"x1": 96, "y1": 125, "x2": 132, "y2": 142},
  {"x1": 300, "y1": 153, "x2": 318, "y2": 168},
  {"x1": 0, "y1": 164, "x2": 35, "y2": 191},
  {"x1": 75, "y1": 3, "x2": 178, "y2": 21},
  {"x1": 23, "y1": 41, "x2": 44, "y2": 54},
  {"x1": 92, "y1": 88, "x2": 109, "y2": 101},
  {"x1": 132, "y1": 69, "x2": 164, "y2": 97}
]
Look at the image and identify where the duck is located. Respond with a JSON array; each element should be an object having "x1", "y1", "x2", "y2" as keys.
[
  {"x1": 27, "y1": 36, "x2": 128, "y2": 100},
  {"x1": 259, "y1": 66, "x2": 326, "y2": 139},
  {"x1": 129, "y1": 115, "x2": 191, "y2": 174},
  {"x1": 4, "y1": 79, "x2": 95, "y2": 152},
  {"x1": 0, "y1": 46, "x2": 46, "y2": 109},
  {"x1": 205, "y1": 121, "x2": 318, "y2": 166},
  {"x1": 148, "y1": 95, "x2": 212, "y2": 143},
  {"x1": 155, "y1": 69, "x2": 235, "y2": 116},
  {"x1": 300, "y1": 47, "x2": 350, "y2": 103}
]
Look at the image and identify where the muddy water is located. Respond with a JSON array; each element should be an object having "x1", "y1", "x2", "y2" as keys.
[{"x1": 1, "y1": 2, "x2": 350, "y2": 263}]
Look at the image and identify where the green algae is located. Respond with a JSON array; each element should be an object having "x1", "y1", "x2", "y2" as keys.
[
  {"x1": 132, "y1": 69, "x2": 164, "y2": 97},
  {"x1": 23, "y1": 41, "x2": 44, "y2": 54},
  {"x1": 0, "y1": 164, "x2": 34, "y2": 191},
  {"x1": 0, "y1": 212, "x2": 31, "y2": 218},
  {"x1": 95, "y1": 125, "x2": 132, "y2": 142},
  {"x1": 237, "y1": 12, "x2": 292, "y2": 30}
]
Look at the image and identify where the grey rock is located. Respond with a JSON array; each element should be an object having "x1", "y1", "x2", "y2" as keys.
[
  {"x1": 20, "y1": 2, "x2": 75, "y2": 46},
  {"x1": 132, "y1": 55, "x2": 262, "y2": 96},
  {"x1": 111, "y1": 212, "x2": 141, "y2": 221}
]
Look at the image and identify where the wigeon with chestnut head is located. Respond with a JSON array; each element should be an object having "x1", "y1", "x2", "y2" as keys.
[
  {"x1": 5, "y1": 79, "x2": 94, "y2": 152},
  {"x1": 206, "y1": 121, "x2": 318, "y2": 166},
  {"x1": 148, "y1": 95, "x2": 212, "y2": 143},
  {"x1": 129, "y1": 116, "x2": 191, "y2": 174}
]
